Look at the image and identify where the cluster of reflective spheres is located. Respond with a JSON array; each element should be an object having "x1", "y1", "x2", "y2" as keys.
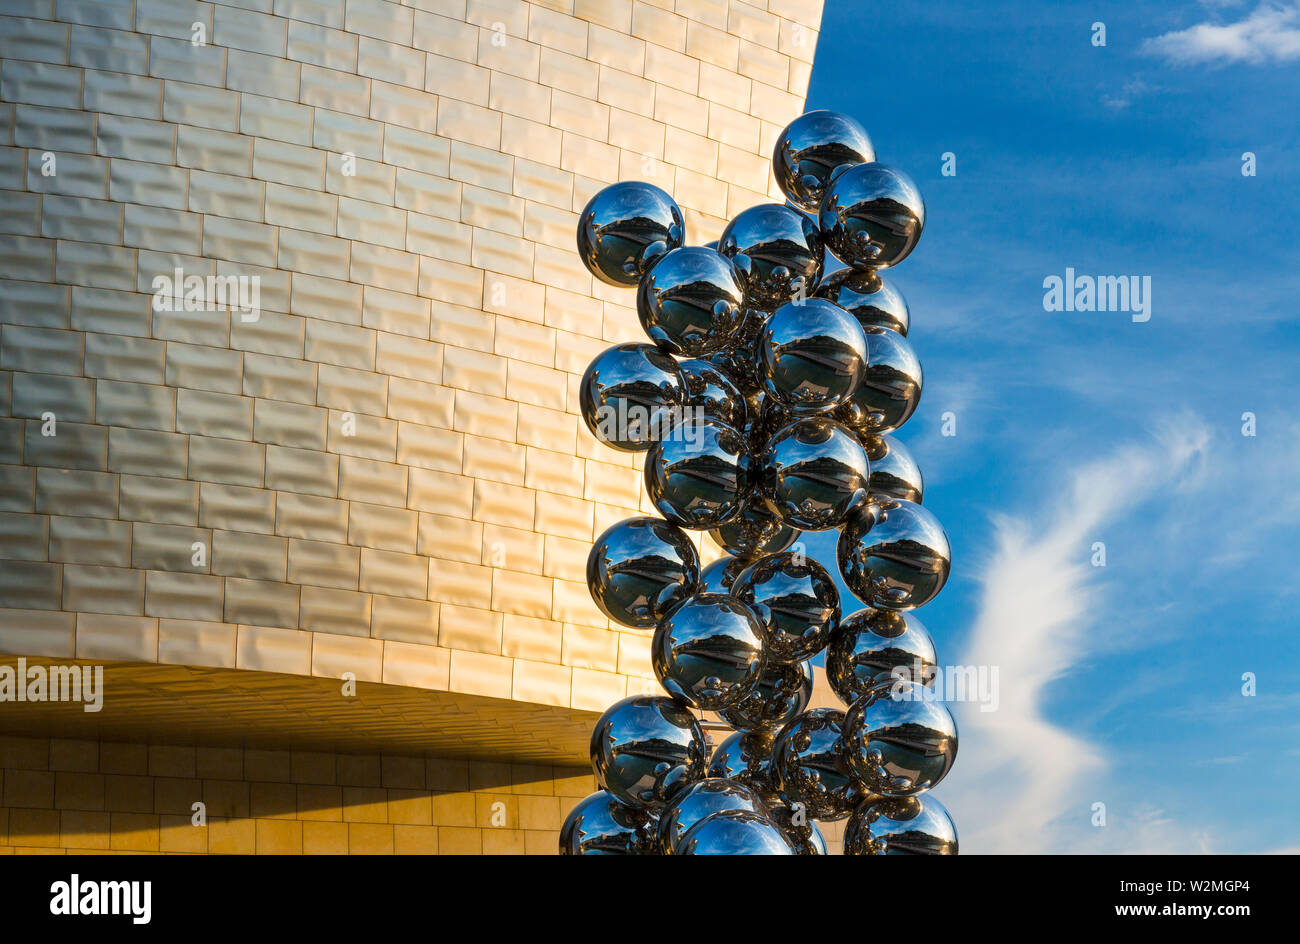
[{"x1": 562, "y1": 111, "x2": 957, "y2": 855}]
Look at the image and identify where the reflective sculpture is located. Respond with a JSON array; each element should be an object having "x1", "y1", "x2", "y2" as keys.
[
  {"x1": 637, "y1": 246, "x2": 746, "y2": 356},
  {"x1": 568, "y1": 110, "x2": 957, "y2": 855},
  {"x1": 844, "y1": 795, "x2": 959, "y2": 855},
  {"x1": 652, "y1": 593, "x2": 767, "y2": 710},
  {"x1": 587, "y1": 516, "x2": 700, "y2": 628}
]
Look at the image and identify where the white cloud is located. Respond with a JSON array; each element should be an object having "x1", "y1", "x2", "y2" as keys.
[
  {"x1": 1142, "y1": 2, "x2": 1300, "y2": 65},
  {"x1": 943, "y1": 418, "x2": 1210, "y2": 853}
]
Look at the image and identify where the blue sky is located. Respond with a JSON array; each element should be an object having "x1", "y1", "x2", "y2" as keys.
[{"x1": 802, "y1": 0, "x2": 1300, "y2": 852}]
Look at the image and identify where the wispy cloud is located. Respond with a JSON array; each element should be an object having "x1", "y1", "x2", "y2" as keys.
[
  {"x1": 945, "y1": 417, "x2": 1210, "y2": 853},
  {"x1": 1142, "y1": 2, "x2": 1300, "y2": 65}
]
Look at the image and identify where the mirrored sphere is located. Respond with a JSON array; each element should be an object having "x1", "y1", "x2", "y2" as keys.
[
  {"x1": 717, "y1": 657, "x2": 814, "y2": 732},
  {"x1": 759, "y1": 299, "x2": 869, "y2": 415},
  {"x1": 833, "y1": 328, "x2": 922, "y2": 436},
  {"x1": 559, "y1": 791, "x2": 658, "y2": 855},
  {"x1": 844, "y1": 795, "x2": 959, "y2": 855},
  {"x1": 577, "y1": 181, "x2": 685, "y2": 286},
  {"x1": 861, "y1": 433, "x2": 924, "y2": 503},
  {"x1": 708, "y1": 730, "x2": 781, "y2": 805},
  {"x1": 590, "y1": 695, "x2": 709, "y2": 810},
  {"x1": 773, "y1": 110, "x2": 876, "y2": 213},
  {"x1": 675, "y1": 809, "x2": 795, "y2": 855},
  {"x1": 819, "y1": 162, "x2": 925, "y2": 269},
  {"x1": 579, "y1": 343, "x2": 685, "y2": 452},
  {"x1": 837, "y1": 498, "x2": 951, "y2": 610},
  {"x1": 678, "y1": 357, "x2": 748, "y2": 431},
  {"x1": 698, "y1": 555, "x2": 748, "y2": 594},
  {"x1": 636, "y1": 246, "x2": 745, "y2": 356},
  {"x1": 768, "y1": 804, "x2": 828, "y2": 855},
  {"x1": 718, "y1": 204, "x2": 822, "y2": 311},
  {"x1": 771, "y1": 708, "x2": 863, "y2": 821},
  {"x1": 757, "y1": 417, "x2": 871, "y2": 530},
  {"x1": 587, "y1": 516, "x2": 701, "y2": 628},
  {"x1": 645, "y1": 418, "x2": 751, "y2": 529},
  {"x1": 843, "y1": 681, "x2": 958, "y2": 797},
  {"x1": 709, "y1": 500, "x2": 800, "y2": 560},
  {"x1": 827, "y1": 608, "x2": 937, "y2": 706},
  {"x1": 652, "y1": 593, "x2": 767, "y2": 710},
  {"x1": 706, "y1": 308, "x2": 768, "y2": 398},
  {"x1": 815, "y1": 268, "x2": 910, "y2": 336},
  {"x1": 733, "y1": 551, "x2": 840, "y2": 663},
  {"x1": 657, "y1": 778, "x2": 768, "y2": 853}
]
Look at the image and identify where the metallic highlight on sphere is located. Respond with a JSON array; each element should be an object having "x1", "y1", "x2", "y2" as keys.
[
  {"x1": 708, "y1": 730, "x2": 782, "y2": 805},
  {"x1": 773, "y1": 110, "x2": 876, "y2": 213},
  {"x1": 759, "y1": 299, "x2": 869, "y2": 415},
  {"x1": 768, "y1": 805, "x2": 828, "y2": 855},
  {"x1": 861, "y1": 433, "x2": 924, "y2": 503},
  {"x1": 733, "y1": 551, "x2": 840, "y2": 663},
  {"x1": 837, "y1": 498, "x2": 951, "y2": 610},
  {"x1": 717, "y1": 657, "x2": 814, "y2": 733},
  {"x1": 843, "y1": 681, "x2": 958, "y2": 797},
  {"x1": 579, "y1": 343, "x2": 685, "y2": 452},
  {"x1": 709, "y1": 500, "x2": 800, "y2": 560},
  {"x1": 651, "y1": 593, "x2": 767, "y2": 710},
  {"x1": 718, "y1": 203, "x2": 822, "y2": 311},
  {"x1": 827, "y1": 608, "x2": 938, "y2": 706},
  {"x1": 645, "y1": 418, "x2": 751, "y2": 529},
  {"x1": 833, "y1": 328, "x2": 923, "y2": 436},
  {"x1": 757, "y1": 417, "x2": 871, "y2": 531},
  {"x1": 559, "y1": 791, "x2": 658, "y2": 855},
  {"x1": 771, "y1": 708, "x2": 863, "y2": 821},
  {"x1": 819, "y1": 162, "x2": 925, "y2": 269},
  {"x1": 677, "y1": 357, "x2": 749, "y2": 431},
  {"x1": 844, "y1": 795, "x2": 959, "y2": 855},
  {"x1": 636, "y1": 246, "x2": 746, "y2": 356},
  {"x1": 577, "y1": 181, "x2": 685, "y2": 286},
  {"x1": 590, "y1": 695, "x2": 709, "y2": 810},
  {"x1": 657, "y1": 778, "x2": 768, "y2": 853},
  {"x1": 587, "y1": 516, "x2": 701, "y2": 628},
  {"x1": 698, "y1": 555, "x2": 748, "y2": 594},
  {"x1": 675, "y1": 808, "x2": 796, "y2": 855},
  {"x1": 706, "y1": 308, "x2": 769, "y2": 398},
  {"x1": 815, "y1": 268, "x2": 910, "y2": 336}
]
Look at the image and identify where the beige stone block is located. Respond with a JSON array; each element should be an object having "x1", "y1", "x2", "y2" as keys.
[
  {"x1": 0, "y1": 609, "x2": 76, "y2": 659},
  {"x1": 408, "y1": 468, "x2": 474, "y2": 518},
  {"x1": 311, "y1": 631, "x2": 383, "y2": 683},
  {"x1": 479, "y1": 524, "x2": 544, "y2": 573},
  {"x1": 512, "y1": 659, "x2": 571, "y2": 707},
  {"x1": 381, "y1": 639, "x2": 448, "y2": 690},
  {"x1": 552, "y1": 577, "x2": 605, "y2": 628},
  {"x1": 369, "y1": 594, "x2": 438, "y2": 645},
  {"x1": 448, "y1": 649, "x2": 511, "y2": 699},
  {"x1": 158, "y1": 618, "x2": 238, "y2": 668},
  {"x1": 75, "y1": 613, "x2": 158, "y2": 662},
  {"x1": 437, "y1": 604, "x2": 502, "y2": 655},
  {"x1": 491, "y1": 569, "x2": 553, "y2": 619},
  {"x1": 418, "y1": 514, "x2": 483, "y2": 563},
  {"x1": 427, "y1": 559, "x2": 494, "y2": 608},
  {"x1": 235, "y1": 624, "x2": 312, "y2": 675},
  {"x1": 571, "y1": 666, "x2": 626, "y2": 712},
  {"x1": 562, "y1": 623, "x2": 620, "y2": 672},
  {"x1": 501, "y1": 614, "x2": 562, "y2": 663}
]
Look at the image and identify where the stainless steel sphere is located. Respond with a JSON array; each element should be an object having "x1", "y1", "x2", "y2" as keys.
[
  {"x1": 768, "y1": 804, "x2": 828, "y2": 855},
  {"x1": 651, "y1": 593, "x2": 767, "y2": 710},
  {"x1": 833, "y1": 328, "x2": 922, "y2": 435},
  {"x1": 756, "y1": 417, "x2": 871, "y2": 531},
  {"x1": 844, "y1": 795, "x2": 959, "y2": 855},
  {"x1": 815, "y1": 268, "x2": 910, "y2": 335},
  {"x1": 577, "y1": 181, "x2": 685, "y2": 286},
  {"x1": 861, "y1": 433, "x2": 924, "y2": 503},
  {"x1": 636, "y1": 246, "x2": 745, "y2": 356},
  {"x1": 579, "y1": 342, "x2": 685, "y2": 452},
  {"x1": 706, "y1": 308, "x2": 768, "y2": 397},
  {"x1": 645, "y1": 417, "x2": 751, "y2": 529},
  {"x1": 698, "y1": 554, "x2": 748, "y2": 594},
  {"x1": 675, "y1": 808, "x2": 796, "y2": 854},
  {"x1": 843, "y1": 680, "x2": 958, "y2": 797},
  {"x1": 559, "y1": 790, "x2": 658, "y2": 855},
  {"x1": 657, "y1": 778, "x2": 768, "y2": 853},
  {"x1": 587, "y1": 516, "x2": 701, "y2": 628},
  {"x1": 770, "y1": 708, "x2": 863, "y2": 821},
  {"x1": 717, "y1": 657, "x2": 814, "y2": 732},
  {"x1": 708, "y1": 730, "x2": 781, "y2": 805},
  {"x1": 732, "y1": 550, "x2": 840, "y2": 663},
  {"x1": 718, "y1": 203, "x2": 822, "y2": 311},
  {"x1": 819, "y1": 162, "x2": 925, "y2": 269},
  {"x1": 759, "y1": 299, "x2": 869, "y2": 415},
  {"x1": 709, "y1": 500, "x2": 800, "y2": 560},
  {"x1": 837, "y1": 497, "x2": 951, "y2": 610},
  {"x1": 677, "y1": 357, "x2": 748, "y2": 431},
  {"x1": 773, "y1": 110, "x2": 876, "y2": 213},
  {"x1": 590, "y1": 695, "x2": 709, "y2": 810},
  {"x1": 827, "y1": 608, "x2": 937, "y2": 705}
]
